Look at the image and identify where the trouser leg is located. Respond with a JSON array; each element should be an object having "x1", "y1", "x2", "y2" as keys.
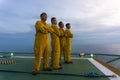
[
  {"x1": 43, "y1": 43, "x2": 50, "y2": 69},
  {"x1": 63, "y1": 46, "x2": 67, "y2": 61},
  {"x1": 33, "y1": 49, "x2": 43, "y2": 72},
  {"x1": 52, "y1": 51, "x2": 60, "y2": 68}
]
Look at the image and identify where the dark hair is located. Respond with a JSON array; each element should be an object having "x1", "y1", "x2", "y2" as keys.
[
  {"x1": 66, "y1": 23, "x2": 70, "y2": 26},
  {"x1": 51, "y1": 17, "x2": 56, "y2": 22},
  {"x1": 58, "y1": 21, "x2": 63, "y2": 26},
  {"x1": 40, "y1": 12, "x2": 47, "y2": 17}
]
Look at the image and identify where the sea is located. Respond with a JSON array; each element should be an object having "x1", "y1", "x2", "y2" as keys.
[{"x1": 0, "y1": 38, "x2": 120, "y2": 70}]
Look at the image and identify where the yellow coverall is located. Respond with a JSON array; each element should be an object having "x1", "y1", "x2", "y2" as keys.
[
  {"x1": 65, "y1": 29, "x2": 73, "y2": 62},
  {"x1": 33, "y1": 21, "x2": 53, "y2": 72},
  {"x1": 59, "y1": 28, "x2": 67, "y2": 62},
  {"x1": 51, "y1": 24, "x2": 60, "y2": 69}
]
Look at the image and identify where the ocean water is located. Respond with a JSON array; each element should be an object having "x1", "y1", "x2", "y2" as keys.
[
  {"x1": 0, "y1": 34, "x2": 120, "y2": 55},
  {"x1": 0, "y1": 38, "x2": 120, "y2": 70},
  {"x1": 72, "y1": 44, "x2": 120, "y2": 55},
  {"x1": 0, "y1": 39, "x2": 120, "y2": 55}
]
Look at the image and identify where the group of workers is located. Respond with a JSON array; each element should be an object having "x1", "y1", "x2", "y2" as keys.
[{"x1": 32, "y1": 12, "x2": 73, "y2": 75}]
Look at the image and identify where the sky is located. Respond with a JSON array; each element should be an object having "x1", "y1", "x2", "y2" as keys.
[{"x1": 0, "y1": 0, "x2": 120, "y2": 54}]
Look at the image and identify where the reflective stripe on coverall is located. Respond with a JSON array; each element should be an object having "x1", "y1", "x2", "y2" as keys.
[
  {"x1": 51, "y1": 24, "x2": 60, "y2": 69},
  {"x1": 33, "y1": 21, "x2": 53, "y2": 72}
]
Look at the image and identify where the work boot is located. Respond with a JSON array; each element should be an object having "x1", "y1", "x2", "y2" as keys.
[
  {"x1": 64, "y1": 61, "x2": 68, "y2": 64},
  {"x1": 68, "y1": 61, "x2": 73, "y2": 64},
  {"x1": 53, "y1": 66, "x2": 62, "y2": 70},
  {"x1": 43, "y1": 68, "x2": 52, "y2": 71},
  {"x1": 32, "y1": 71, "x2": 39, "y2": 75}
]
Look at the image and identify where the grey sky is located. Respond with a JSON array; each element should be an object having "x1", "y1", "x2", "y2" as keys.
[{"x1": 0, "y1": 0, "x2": 120, "y2": 53}]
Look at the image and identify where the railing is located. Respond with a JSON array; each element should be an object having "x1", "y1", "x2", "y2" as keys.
[
  {"x1": 77, "y1": 53, "x2": 120, "y2": 70},
  {"x1": 0, "y1": 52, "x2": 120, "y2": 70}
]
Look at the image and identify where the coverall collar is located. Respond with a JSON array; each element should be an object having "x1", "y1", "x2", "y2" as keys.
[
  {"x1": 52, "y1": 24, "x2": 57, "y2": 26},
  {"x1": 41, "y1": 20, "x2": 46, "y2": 25}
]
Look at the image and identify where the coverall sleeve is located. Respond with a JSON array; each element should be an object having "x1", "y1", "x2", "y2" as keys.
[
  {"x1": 66, "y1": 30, "x2": 73, "y2": 38},
  {"x1": 48, "y1": 26, "x2": 54, "y2": 33},
  {"x1": 59, "y1": 29, "x2": 64, "y2": 37},
  {"x1": 54, "y1": 27, "x2": 60, "y2": 36},
  {"x1": 35, "y1": 21, "x2": 48, "y2": 34}
]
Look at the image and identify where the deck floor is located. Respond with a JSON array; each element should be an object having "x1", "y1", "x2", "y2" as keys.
[{"x1": 0, "y1": 58, "x2": 110, "y2": 80}]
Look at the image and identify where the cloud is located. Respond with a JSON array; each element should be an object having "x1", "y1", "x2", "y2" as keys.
[
  {"x1": 0, "y1": 0, "x2": 120, "y2": 44},
  {"x1": 0, "y1": 0, "x2": 37, "y2": 34},
  {"x1": 1, "y1": 0, "x2": 120, "y2": 53}
]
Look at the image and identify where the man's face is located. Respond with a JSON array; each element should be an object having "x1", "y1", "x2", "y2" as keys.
[
  {"x1": 41, "y1": 14, "x2": 47, "y2": 22},
  {"x1": 52, "y1": 18, "x2": 57, "y2": 25},
  {"x1": 60, "y1": 22, "x2": 64, "y2": 28},
  {"x1": 67, "y1": 25, "x2": 71, "y2": 29}
]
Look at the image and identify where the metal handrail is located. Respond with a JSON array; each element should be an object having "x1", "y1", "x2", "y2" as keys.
[{"x1": 106, "y1": 57, "x2": 120, "y2": 63}]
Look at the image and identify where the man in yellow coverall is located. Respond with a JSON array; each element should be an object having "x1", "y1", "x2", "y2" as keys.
[
  {"x1": 58, "y1": 21, "x2": 67, "y2": 64},
  {"x1": 51, "y1": 17, "x2": 62, "y2": 69},
  {"x1": 32, "y1": 12, "x2": 53, "y2": 75},
  {"x1": 65, "y1": 23, "x2": 73, "y2": 64}
]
